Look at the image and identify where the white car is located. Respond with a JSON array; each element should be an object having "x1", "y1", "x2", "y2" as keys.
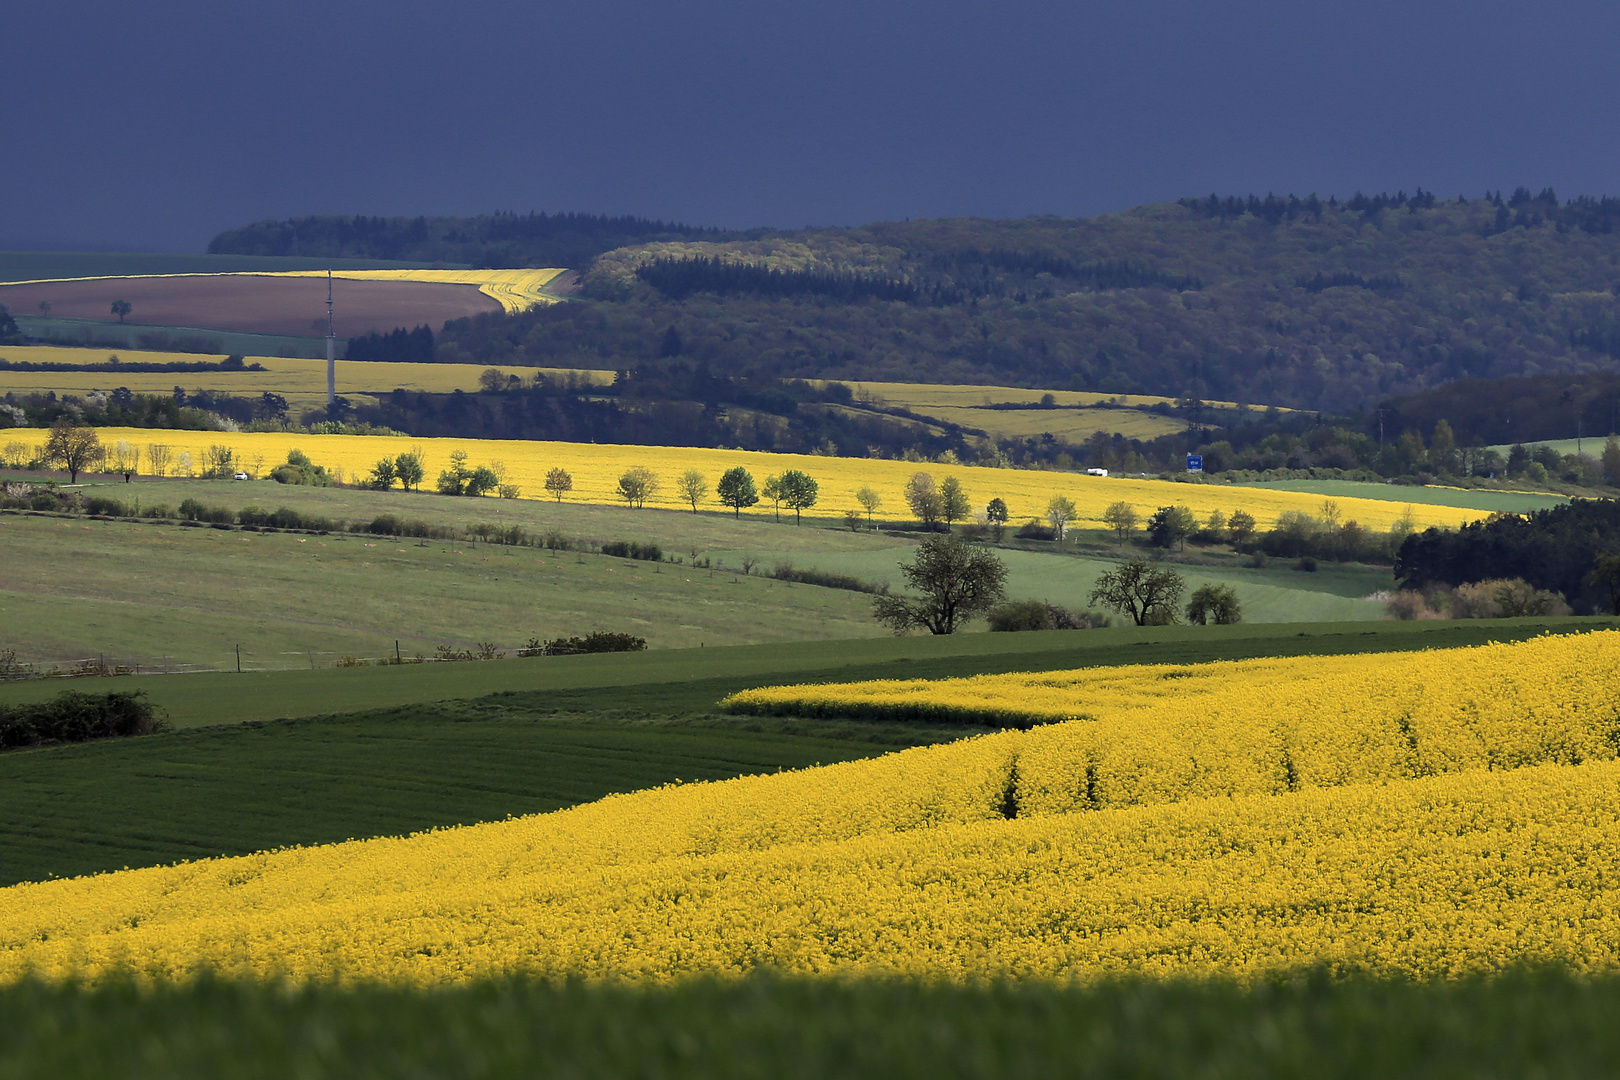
[
  {"x1": 1086, "y1": 468, "x2": 1108, "y2": 477},
  {"x1": 233, "y1": 471, "x2": 250, "y2": 480}
]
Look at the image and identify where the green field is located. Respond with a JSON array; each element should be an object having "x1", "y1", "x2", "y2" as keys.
[
  {"x1": 1, "y1": 477, "x2": 1414, "y2": 669},
  {"x1": 1242, "y1": 477, "x2": 1568, "y2": 512},
  {"x1": 3, "y1": 971, "x2": 1618, "y2": 1079},
  {"x1": 0, "y1": 250, "x2": 448, "y2": 283},
  {"x1": 1485, "y1": 437, "x2": 1611, "y2": 459}
]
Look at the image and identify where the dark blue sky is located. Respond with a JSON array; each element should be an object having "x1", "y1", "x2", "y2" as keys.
[{"x1": 5, "y1": 0, "x2": 1618, "y2": 252}]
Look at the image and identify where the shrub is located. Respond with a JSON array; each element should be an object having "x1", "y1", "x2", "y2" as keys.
[
  {"x1": 601, "y1": 540, "x2": 663, "y2": 561},
  {"x1": 770, "y1": 562, "x2": 884, "y2": 594},
  {"x1": 987, "y1": 600, "x2": 1109, "y2": 632},
  {"x1": 84, "y1": 496, "x2": 126, "y2": 516},
  {"x1": 1185, "y1": 583, "x2": 1243, "y2": 625},
  {"x1": 142, "y1": 504, "x2": 172, "y2": 519},
  {"x1": 0, "y1": 690, "x2": 164, "y2": 750},
  {"x1": 236, "y1": 506, "x2": 269, "y2": 526},
  {"x1": 30, "y1": 493, "x2": 57, "y2": 512},
  {"x1": 1015, "y1": 518, "x2": 1056, "y2": 541},
  {"x1": 519, "y1": 631, "x2": 648, "y2": 657}
]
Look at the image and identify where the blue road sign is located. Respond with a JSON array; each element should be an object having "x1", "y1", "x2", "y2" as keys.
[{"x1": 1186, "y1": 455, "x2": 1203, "y2": 472}]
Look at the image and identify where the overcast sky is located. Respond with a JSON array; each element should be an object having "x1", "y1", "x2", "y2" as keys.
[{"x1": 4, "y1": 0, "x2": 1618, "y2": 252}]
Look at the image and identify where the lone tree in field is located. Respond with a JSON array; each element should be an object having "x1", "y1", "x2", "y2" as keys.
[
  {"x1": 904, "y1": 472, "x2": 943, "y2": 530},
  {"x1": 677, "y1": 468, "x2": 708, "y2": 512},
  {"x1": 717, "y1": 466, "x2": 759, "y2": 517},
  {"x1": 985, "y1": 497, "x2": 1009, "y2": 541},
  {"x1": 1185, "y1": 583, "x2": 1243, "y2": 625},
  {"x1": 544, "y1": 467, "x2": 573, "y2": 502},
  {"x1": 871, "y1": 534, "x2": 1008, "y2": 635},
  {"x1": 617, "y1": 466, "x2": 659, "y2": 508},
  {"x1": 1227, "y1": 509, "x2": 1257, "y2": 547},
  {"x1": 778, "y1": 469, "x2": 819, "y2": 524},
  {"x1": 1089, "y1": 559, "x2": 1185, "y2": 626},
  {"x1": 1102, "y1": 500, "x2": 1138, "y2": 544},
  {"x1": 856, "y1": 485, "x2": 883, "y2": 528},
  {"x1": 110, "y1": 299, "x2": 132, "y2": 323},
  {"x1": 939, "y1": 475, "x2": 971, "y2": 528},
  {"x1": 394, "y1": 450, "x2": 425, "y2": 492},
  {"x1": 43, "y1": 420, "x2": 104, "y2": 483}
]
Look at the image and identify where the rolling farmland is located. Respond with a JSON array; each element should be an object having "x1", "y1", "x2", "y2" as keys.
[
  {"x1": 3, "y1": 427, "x2": 1477, "y2": 530},
  {"x1": 2, "y1": 633, "x2": 1618, "y2": 985}
]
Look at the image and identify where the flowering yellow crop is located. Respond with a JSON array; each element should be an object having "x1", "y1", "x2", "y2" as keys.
[
  {"x1": 6, "y1": 427, "x2": 1474, "y2": 531},
  {"x1": 723, "y1": 631, "x2": 1620, "y2": 811},
  {"x1": 6, "y1": 269, "x2": 568, "y2": 314},
  {"x1": 0, "y1": 347, "x2": 604, "y2": 406},
  {"x1": 0, "y1": 633, "x2": 1618, "y2": 985}
]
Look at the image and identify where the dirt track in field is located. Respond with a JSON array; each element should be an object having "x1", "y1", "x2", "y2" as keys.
[{"x1": 0, "y1": 276, "x2": 502, "y2": 337}]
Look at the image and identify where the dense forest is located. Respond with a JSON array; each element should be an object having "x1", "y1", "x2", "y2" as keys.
[
  {"x1": 375, "y1": 189, "x2": 1620, "y2": 414},
  {"x1": 208, "y1": 212, "x2": 735, "y2": 269},
  {"x1": 1395, "y1": 500, "x2": 1620, "y2": 614}
]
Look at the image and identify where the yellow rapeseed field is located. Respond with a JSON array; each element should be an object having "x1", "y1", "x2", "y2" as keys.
[
  {"x1": 4, "y1": 426, "x2": 1475, "y2": 531},
  {"x1": 5, "y1": 268, "x2": 568, "y2": 314},
  {"x1": 0, "y1": 346, "x2": 605, "y2": 409},
  {"x1": 723, "y1": 631, "x2": 1620, "y2": 809},
  {"x1": 1, "y1": 633, "x2": 1618, "y2": 985}
]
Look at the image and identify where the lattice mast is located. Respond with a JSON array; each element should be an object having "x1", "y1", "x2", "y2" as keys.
[{"x1": 325, "y1": 270, "x2": 336, "y2": 408}]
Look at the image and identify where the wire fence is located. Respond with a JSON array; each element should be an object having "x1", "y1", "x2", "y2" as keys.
[{"x1": 0, "y1": 648, "x2": 435, "y2": 681}]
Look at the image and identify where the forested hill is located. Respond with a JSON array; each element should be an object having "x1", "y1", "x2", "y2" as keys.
[
  {"x1": 207, "y1": 212, "x2": 739, "y2": 269},
  {"x1": 423, "y1": 189, "x2": 1620, "y2": 412}
]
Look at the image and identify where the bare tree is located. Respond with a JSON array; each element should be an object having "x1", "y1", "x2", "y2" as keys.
[
  {"x1": 107, "y1": 440, "x2": 141, "y2": 483},
  {"x1": 146, "y1": 443, "x2": 173, "y2": 478},
  {"x1": 1046, "y1": 495, "x2": 1077, "y2": 541}
]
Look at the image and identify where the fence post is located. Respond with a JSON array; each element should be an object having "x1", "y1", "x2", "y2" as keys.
[
  {"x1": 395, "y1": 640, "x2": 401, "y2": 664},
  {"x1": 236, "y1": 644, "x2": 241, "y2": 673}
]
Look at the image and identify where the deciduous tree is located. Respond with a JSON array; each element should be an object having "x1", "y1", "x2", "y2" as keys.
[
  {"x1": 1046, "y1": 495, "x2": 1077, "y2": 541},
  {"x1": 870, "y1": 534, "x2": 1008, "y2": 635},
  {"x1": 1147, "y1": 505, "x2": 1197, "y2": 550},
  {"x1": 544, "y1": 467, "x2": 574, "y2": 501},
  {"x1": 856, "y1": 485, "x2": 883, "y2": 528},
  {"x1": 1185, "y1": 583, "x2": 1242, "y2": 624},
  {"x1": 904, "y1": 472, "x2": 942, "y2": 530},
  {"x1": 717, "y1": 466, "x2": 758, "y2": 517},
  {"x1": 939, "y1": 475, "x2": 970, "y2": 527},
  {"x1": 985, "y1": 497, "x2": 1009, "y2": 541},
  {"x1": 778, "y1": 469, "x2": 818, "y2": 524},
  {"x1": 677, "y1": 469, "x2": 708, "y2": 512},
  {"x1": 1102, "y1": 500, "x2": 1137, "y2": 543},
  {"x1": 616, "y1": 466, "x2": 658, "y2": 508},
  {"x1": 43, "y1": 421, "x2": 104, "y2": 483},
  {"x1": 110, "y1": 299, "x2": 132, "y2": 323},
  {"x1": 394, "y1": 451, "x2": 426, "y2": 492},
  {"x1": 1089, "y1": 559, "x2": 1185, "y2": 625}
]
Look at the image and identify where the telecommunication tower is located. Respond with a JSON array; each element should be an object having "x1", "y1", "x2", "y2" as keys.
[{"x1": 325, "y1": 270, "x2": 336, "y2": 408}]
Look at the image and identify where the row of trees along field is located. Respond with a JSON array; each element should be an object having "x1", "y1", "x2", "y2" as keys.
[{"x1": 339, "y1": 190, "x2": 1620, "y2": 413}]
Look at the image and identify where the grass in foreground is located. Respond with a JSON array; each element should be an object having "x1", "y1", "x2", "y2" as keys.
[{"x1": 0, "y1": 971, "x2": 1614, "y2": 1079}]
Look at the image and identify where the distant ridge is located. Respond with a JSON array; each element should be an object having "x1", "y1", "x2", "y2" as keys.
[{"x1": 208, "y1": 212, "x2": 742, "y2": 270}]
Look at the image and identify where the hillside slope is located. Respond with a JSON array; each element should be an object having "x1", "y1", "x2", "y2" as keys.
[{"x1": 413, "y1": 190, "x2": 1620, "y2": 412}]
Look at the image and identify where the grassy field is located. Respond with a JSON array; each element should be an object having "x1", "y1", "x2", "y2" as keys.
[
  {"x1": 1486, "y1": 436, "x2": 1611, "y2": 458},
  {"x1": 0, "y1": 618, "x2": 1604, "y2": 888},
  {"x1": 0, "y1": 251, "x2": 443, "y2": 283},
  {"x1": 841, "y1": 379, "x2": 1277, "y2": 413},
  {"x1": 2, "y1": 971, "x2": 1616, "y2": 1079},
  {"x1": 0, "y1": 511, "x2": 894, "y2": 667},
  {"x1": 1246, "y1": 477, "x2": 1569, "y2": 512},
  {"x1": 911, "y1": 403, "x2": 1185, "y2": 441},
  {"x1": 1, "y1": 470, "x2": 1420, "y2": 668},
  {"x1": 0, "y1": 344, "x2": 604, "y2": 414}
]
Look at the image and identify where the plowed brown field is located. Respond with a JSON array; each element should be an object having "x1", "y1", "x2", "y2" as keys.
[{"x1": 0, "y1": 276, "x2": 501, "y2": 337}]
